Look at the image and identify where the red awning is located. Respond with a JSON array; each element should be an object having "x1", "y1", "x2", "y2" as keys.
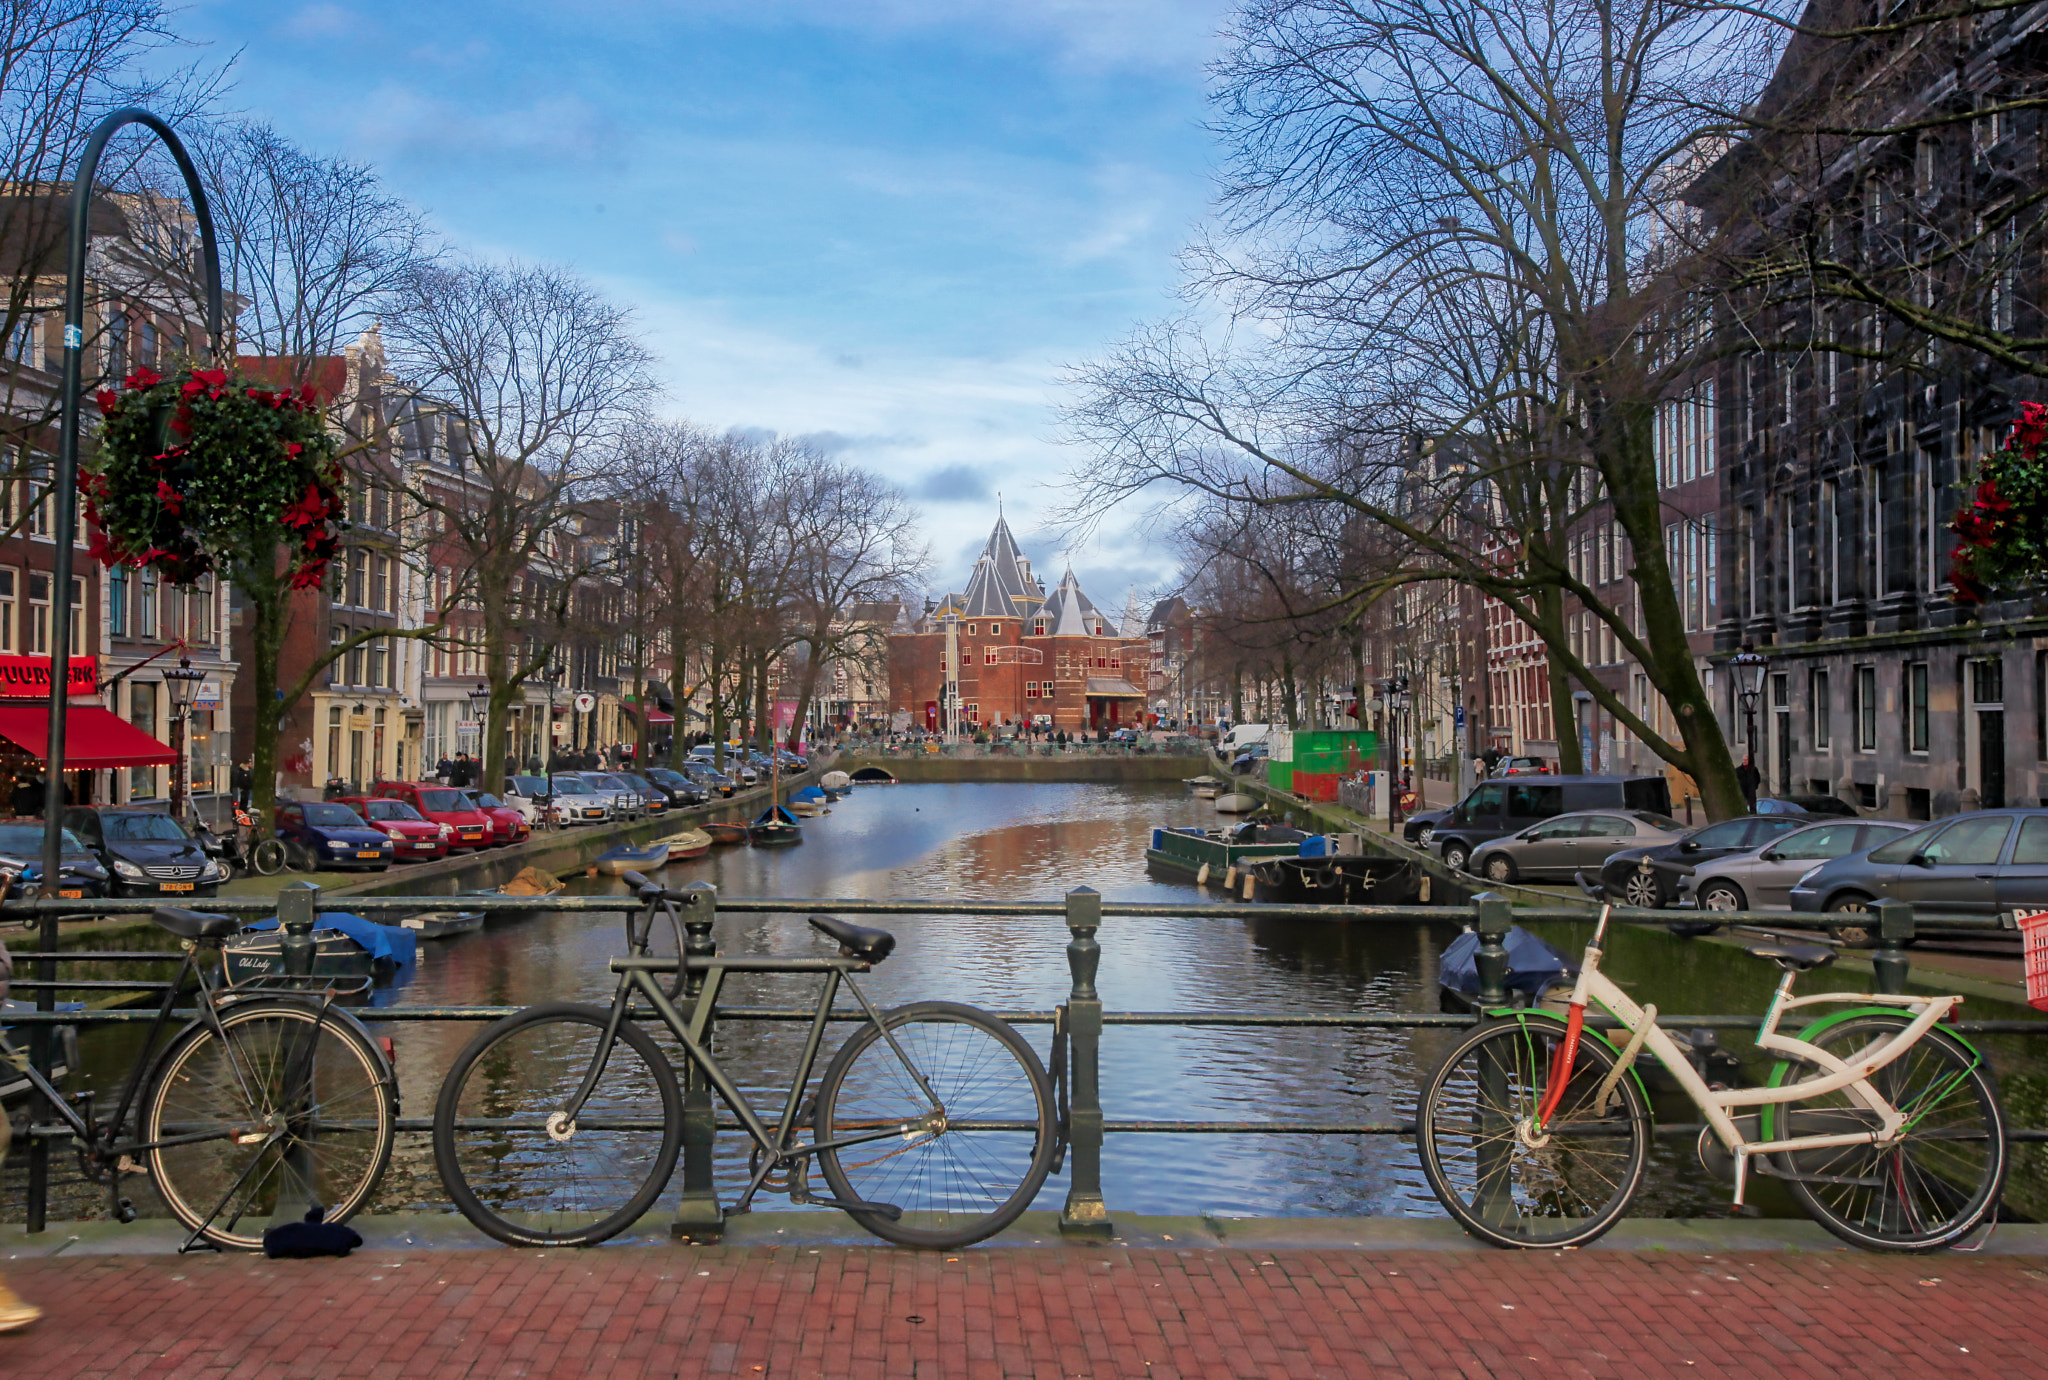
[
  {"x1": 0, "y1": 703, "x2": 178, "y2": 768},
  {"x1": 648, "y1": 709, "x2": 674, "y2": 724}
]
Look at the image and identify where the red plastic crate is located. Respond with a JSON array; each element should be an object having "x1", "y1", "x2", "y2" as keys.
[{"x1": 2018, "y1": 910, "x2": 2048, "y2": 1011}]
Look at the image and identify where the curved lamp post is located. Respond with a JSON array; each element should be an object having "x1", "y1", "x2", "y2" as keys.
[{"x1": 162, "y1": 654, "x2": 205, "y2": 821}]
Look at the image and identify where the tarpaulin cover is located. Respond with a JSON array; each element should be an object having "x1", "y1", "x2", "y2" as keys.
[
  {"x1": 241, "y1": 912, "x2": 417, "y2": 973},
  {"x1": 1438, "y1": 925, "x2": 1578, "y2": 1000},
  {"x1": 0, "y1": 703, "x2": 176, "y2": 768}
]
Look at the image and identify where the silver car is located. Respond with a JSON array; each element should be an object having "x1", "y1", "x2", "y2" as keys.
[
  {"x1": 1673, "y1": 819, "x2": 1918, "y2": 912},
  {"x1": 1467, "y1": 809, "x2": 1687, "y2": 885}
]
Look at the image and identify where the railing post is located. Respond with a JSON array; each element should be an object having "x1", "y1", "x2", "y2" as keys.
[
  {"x1": 1471, "y1": 891, "x2": 1512, "y2": 1009},
  {"x1": 278, "y1": 879, "x2": 320, "y2": 977},
  {"x1": 1871, "y1": 898, "x2": 1915, "y2": 996},
  {"x1": 672, "y1": 882, "x2": 724, "y2": 1240},
  {"x1": 1059, "y1": 884, "x2": 1111, "y2": 1240}
]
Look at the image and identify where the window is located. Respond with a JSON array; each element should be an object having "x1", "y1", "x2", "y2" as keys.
[
  {"x1": 1855, "y1": 664, "x2": 1877, "y2": 751},
  {"x1": 965, "y1": 624, "x2": 976, "y2": 636},
  {"x1": 0, "y1": 570, "x2": 13, "y2": 652},
  {"x1": 1972, "y1": 657, "x2": 2003, "y2": 706},
  {"x1": 347, "y1": 550, "x2": 366, "y2": 608},
  {"x1": 1775, "y1": 823, "x2": 1863, "y2": 861},
  {"x1": 27, "y1": 572, "x2": 46, "y2": 654},
  {"x1": 136, "y1": 568, "x2": 157, "y2": 639},
  {"x1": 2016, "y1": 816, "x2": 2048, "y2": 865},
  {"x1": 1907, "y1": 662, "x2": 1928, "y2": 752},
  {"x1": 105, "y1": 311, "x2": 127, "y2": 377},
  {"x1": 371, "y1": 554, "x2": 387, "y2": 612},
  {"x1": 1024, "y1": 681, "x2": 1037, "y2": 699},
  {"x1": 1921, "y1": 815, "x2": 2015, "y2": 866},
  {"x1": 1810, "y1": 668, "x2": 1830, "y2": 750},
  {"x1": 1865, "y1": 466, "x2": 1884, "y2": 599},
  {"x1": 108, "y1": 565, "x2": 127, "y2": 637},
  {"x1": 127, "y1": 681, "x2": 157, "y2": 798},
  {"x1": 25, "y1": 455, "x2": 50, "y2": 538},
  {"x1": 191, "y1": 577, "x2": 214, "y2": 645},
  {"x1": 983, "y1": 646, "x2": 997, "y2": 665},
  {"x1": 1916, "y1": 448, "x2": 1937, "y2": 594},
  {"x1": 351, "y1": 630, "x2": 368, "y2": 687}
]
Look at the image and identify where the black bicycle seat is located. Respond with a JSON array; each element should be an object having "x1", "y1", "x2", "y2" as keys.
[
  {"x1": 153, "y1": 906, "x2": 241, "y2": 940},
  {"x1": 1744, "y1": 940, "x2": 1835, "y2": 972},
  {"x1": 808, "y1": 915, "x2": 895, "y2": 963}
]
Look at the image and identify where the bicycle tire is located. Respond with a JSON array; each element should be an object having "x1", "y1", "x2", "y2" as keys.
[
  {"x1": 813, "y1": 1001, "x2": 1056, "y2": 1249},
  {"x1": 433, "y1": 1003, "x2": 682, "y2": 1247},
  {"x1": 1764, "y1": 1014, "x2": 2006, "y2": 1252},
  {"x1": 1417, "y1": 1015, "x2": 1651, "y2": 1249},
  {"x1": 250, "y1": 839, "x2": 288, "y2": 876},
  {"x1": 144, "y1": 999, "x2": 396, "y2": 1250}
]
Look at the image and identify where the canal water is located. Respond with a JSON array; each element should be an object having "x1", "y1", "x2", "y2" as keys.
[{"x1": 22, "y1": 779, "x2": 2048, "y2": 1227}]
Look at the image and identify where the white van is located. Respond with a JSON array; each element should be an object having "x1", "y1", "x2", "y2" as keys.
[{"x1": 1220, "y1": 723, "x2": 1271, "y2": 753}]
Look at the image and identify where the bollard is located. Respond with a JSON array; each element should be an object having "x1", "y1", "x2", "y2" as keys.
[
  {"x1": 278, "y1": 879, "x2": 321, "y2": 978},
  {"x1": 672, "y1": 882, "x2": 724, "y2": 1239},
  {"x1": 1871, "y1": 898, "x2": 1915, "y2": 996},
  {"x1": 1059, "y1": 885, "x2": 1112, "y2": 1240},
  {"x1": 1471, "y1": 892, "x2": 1513, "y2": 1009}
]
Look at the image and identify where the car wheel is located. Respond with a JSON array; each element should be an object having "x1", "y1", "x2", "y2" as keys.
[
  {"x1": 1440, "y1": 842, "x2": 1470, "y2": 873},
  {"x1": 1698, "y1": 881, "x2": 1745, "y2": 912},
  {"x1": 1827, "y1": 892, "x2": 1875, "y2": 942},
  {"x1": 1622, "y1": 872, "x2": 1662, "y2": 908},
  {"x1": 1483, "y1": 854, "x2": 1517, "y2": 884},
  {"x1": 1416, "y1": 824, "x2": 1435, "y2": 848}
]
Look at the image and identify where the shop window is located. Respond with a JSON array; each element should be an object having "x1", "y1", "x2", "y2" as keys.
[
  {"x1": 1854, "y1": 664, "x2": 1877, "y2": 751},
  {"x1": 1809, "y1": 668, "x2": 1829, "y2": 750},
  {"x1": 127, "y1": 681, "x2": 157, "y2": 799},
  {"x1": 1907, "y1": 662, "x2": 1928, "y2": 753}
]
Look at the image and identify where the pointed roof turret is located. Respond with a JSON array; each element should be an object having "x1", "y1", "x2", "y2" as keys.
[
  {"x1": 1041, "y1": 567, "x2": 1109, "y2": 637},
  {"x1": 959, "y1": 515, "x2": 1046, "y2": 618}
]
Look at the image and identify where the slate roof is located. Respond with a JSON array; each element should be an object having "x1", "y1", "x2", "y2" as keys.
[
  {"x1": 1041, "y1": 568, "x2": 1108, "y2": 637},
  {"x1": 959, "y1": 516, "x2": 1046, "y2": 618}
]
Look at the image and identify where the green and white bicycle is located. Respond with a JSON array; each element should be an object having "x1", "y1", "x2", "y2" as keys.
[{"x1": 1418, "y1": 906, "x2": 2006, "y2": 1252}]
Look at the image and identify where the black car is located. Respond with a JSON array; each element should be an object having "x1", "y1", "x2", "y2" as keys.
[
  {"x1": 642, "y1": 767, "x2": 706, "y2": 807},
  {"x1": 63, "y1": 805, "x2": 226, "y2": 898},
  {"x1": 1583, "y1": 813, "x2": 1818, "y2": 908},
  {"x1": 680, "y1": 761, "x2": 737, "y2": 797},
  {"x1": 0, "y1": 819, "x2": 108, "y2": 897},
  {"x1": 1757, "y1": 794, "x2": 1860, "y2": 818}
]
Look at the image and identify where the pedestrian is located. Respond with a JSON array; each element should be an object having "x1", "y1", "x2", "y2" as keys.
[
  {"x1": 12, "y1": 774, "x2": 44, "y2": 818},
  {"x1": 435, "y1": 755, "x2": 453, "y2": 783},
  {"x1": 230, "y1": 757, "x2": 253, "y2": 808},
  {"x1": 0, "y1": 931, "x2": 40, "y2": 1332},
  {"x1": 1736, "y1": 753, "x2": 1761, "y2": 810}
]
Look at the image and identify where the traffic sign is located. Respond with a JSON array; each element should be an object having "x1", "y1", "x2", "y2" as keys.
[{"x1": 574, "y1": 692, "x2": 596, "y2": 713}]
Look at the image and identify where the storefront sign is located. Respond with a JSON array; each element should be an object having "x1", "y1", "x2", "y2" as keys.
[
  {"x1": 195, "y1": 681, "x2": 221, "y2": 710},
  {"x1": 0, "y1": 656, "x2": 96, "y2": 698},
  {"x1": 574, "y1": 693, "x2": 596, "y2": 713}
]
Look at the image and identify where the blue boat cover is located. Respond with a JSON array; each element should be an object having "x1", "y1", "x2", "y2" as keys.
[
  {"x1": 1299, "y1": 834, "x2": 1331, "y2": 858},
  {"x1": 755, "y1": 805, "x2": 798, "y2": 826},
  {"x1": 791, "y1": 786, "x2": 826, "y2": 803},
  {"x1": 1438, "y1": 925, "x2": 1577, "y2": 1000},
  {"x1": 597, "y1": 844, "x2": 666, "y2": 862},
  {"x1": 242, "y1": 913, "x2": 417, "y2": 972}
]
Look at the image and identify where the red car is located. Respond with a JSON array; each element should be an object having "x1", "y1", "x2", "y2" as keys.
[
  {"x1": 339, "y1": 796, "x2": 450, "y2": 861},
  {"x1": 371, "y1": 781, "x2": 493, "y2": 851},
  {"x1": 461, "y1": 790, "x2": 530, "y2": 847}
]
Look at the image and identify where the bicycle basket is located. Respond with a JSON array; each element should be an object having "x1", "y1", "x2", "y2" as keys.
[{"x1": 2017, "y1": 909, "x2": 2048, "y2": 1011}]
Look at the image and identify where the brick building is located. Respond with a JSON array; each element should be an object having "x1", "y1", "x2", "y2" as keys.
[{"x1": 887, "y1": 517, "x2": 1150, "y2": 732}]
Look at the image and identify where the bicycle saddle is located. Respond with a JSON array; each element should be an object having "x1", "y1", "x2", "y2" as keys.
[
  {"x1": 808, "y1": 914, "x2": 895, "y2": 963},
  {"x1": 1743, "y1": 940, "x2": 1835, "y2": 972},
  {"x1": 153, "y1": 906, "x2": 241, "y2": 940}
]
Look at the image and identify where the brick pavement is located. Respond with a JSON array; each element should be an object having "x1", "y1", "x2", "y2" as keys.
[{"x1": 2, "y1": 1244, "x2": 2040, "y2": 1378}]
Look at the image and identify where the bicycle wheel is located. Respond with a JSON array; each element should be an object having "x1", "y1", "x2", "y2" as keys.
[
  {"x1": 250, "y1": 838, "x2": 287, "y2": 876},
  {"x1": 433, "y1": 1003, "x2": 682, "y2": 1247},
  {"x1": 144, "y1": 1000, "x2": 395, "y2": 1250},
  {"x1": 1417, "y1": 1015, "x2": 1651, "y2": 1248},
  {"x1": 813, "y1": 1001, "x2": 1055, "y2": 1248},
  {"x1": 1765, "y1": 1014, "x2": 2006, "y2": 1251}
]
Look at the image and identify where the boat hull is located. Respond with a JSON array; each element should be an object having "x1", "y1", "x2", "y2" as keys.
[
  {"x1": 1214, "y1": 793, "x2": 1257, "y2": 813},
  {"x1": 704, "y1": 822, "x2": 749, "y2": 845},
  {"x1": 749, "y1": 824, "x2": 802, "y2": 846},
  {"x1": 595, "y1": 847, "x2": 669, "y2": 875},
  {"x1": 1143, "y1": 826, "x2": 1302, "y2": 881},
  {"x1": 394, "y1": 909, "x2": 487, "y2": 939},
  {"x1": 224, "y1": 929, "x2": 377, "y2": 983}
]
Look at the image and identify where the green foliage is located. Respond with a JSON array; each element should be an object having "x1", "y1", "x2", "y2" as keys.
[
  {"x1": 81, "y1": 365, "x2": 346, "y2": 589},
  {"x1": 1951, "y1": 402, "x2": 2048, "y2": 604}
]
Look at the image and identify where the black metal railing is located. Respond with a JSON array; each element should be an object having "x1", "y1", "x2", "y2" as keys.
[{"x1": 5, "y1": 884, "x2": 2042, "y2": 1239}]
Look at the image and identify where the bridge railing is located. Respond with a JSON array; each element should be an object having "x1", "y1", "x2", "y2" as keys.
[{"x1": 5, "y1": 886, "x2": 2041, "y2": 1239}]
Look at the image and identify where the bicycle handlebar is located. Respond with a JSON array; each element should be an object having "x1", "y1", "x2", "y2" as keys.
[{"x1": 620, "y1": 870, "x2": 693, "y2": 904}]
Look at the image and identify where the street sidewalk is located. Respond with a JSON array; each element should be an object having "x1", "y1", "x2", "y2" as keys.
[{"x1": 3, "y1": 1238, "x2": 2037, "y2": 1378}]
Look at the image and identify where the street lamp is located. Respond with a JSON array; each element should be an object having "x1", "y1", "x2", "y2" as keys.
[
  {"x1": 467, "y1": 681, "x2": 491, "y2": 777},
  {"x1": 536, "y1": 663, "x2": 561, "y2": 778},
  {"x1": 1730, "y1": 644, "x2": 1769, "y2": 790},
  {"x1": 162, "y1": 655, "x2": 204, "y2": 823}
]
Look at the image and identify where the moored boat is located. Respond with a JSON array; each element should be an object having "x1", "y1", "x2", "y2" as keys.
[
  {"x1": 1143, "y1": 823, "x2": 1305, "y2": 884},
  {"x1": 1214, "y1": 792, "x2": 1257, "y2": 813},
  {"x1": 1183, "y1": 774, "x2": 1224, "y2": 800},
  {"x1": 458, "y1": 866, "x2": 565, "y2": 920},
  {"x1": 704, "y1": 822, "x2": 749, "y2": 845},
  {"x1": 594, "y1": 843, "x2": 670, "y2": 875},
  {"x1": 394, "y1": 909, "x2": 487, "y2": 940},
  {"x1": 750, "y1": 804, "x2": 802, "y2": 846},
  {"x1": 820, "y1": 769, "x2": 851, "y2": 791},
  {"x1": 664, "y1": 828, "x2": 712, "y2": 861}
]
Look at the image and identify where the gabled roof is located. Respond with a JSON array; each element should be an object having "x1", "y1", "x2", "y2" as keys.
[
  {"x1": 959, "y1": 515, "x2": 1045, "y2": 618},
  {"x1": 1041, "y1": 568, "x2": 1107, "y2": 637}
]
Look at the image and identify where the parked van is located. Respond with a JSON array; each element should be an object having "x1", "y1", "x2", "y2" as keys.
[
  {"x1": 1219, "y1": 724, "x2": 1272, "y2": 753},
  {"x1": 1430, "y1": 775, "x2": 1675, "y2": 873}
]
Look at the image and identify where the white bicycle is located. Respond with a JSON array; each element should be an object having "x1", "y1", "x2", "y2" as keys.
[{"x1": 1419, "y1": 906, "x2": 2007, "y2": 1252}]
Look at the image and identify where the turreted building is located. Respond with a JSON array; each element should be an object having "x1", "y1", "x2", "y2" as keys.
[{"x1": 886, "y1": 517, "x2": 1150, "y2": 732}]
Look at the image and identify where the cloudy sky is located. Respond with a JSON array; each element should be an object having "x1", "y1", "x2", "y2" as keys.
[{"x1": 171, "y1": 0, "x2": 1235, "y2": 607}]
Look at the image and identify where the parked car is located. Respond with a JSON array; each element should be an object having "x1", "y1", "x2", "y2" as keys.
[
  {"x1": 501, "y1": 774, "x2": 556, "y2": 828},
  {"x1": 370, "y1": 782, "x2": 494, "y2": 851},
  {"x1": 582, "y1": 772, "x2": 648, "y2": 820},
  {"x1": 1673, "y1": 819, "x2": 1918, "y2": 913},
  {"x1": 642, "y1": 767, "x2": 706, "y2": 807},
  {"x1": 611, "y1": 773, "x2": 670, "y2": 817},
  {"x1": 62, "y1": 806, "x2": 226, "y2": 898},
  {"x1": 1490, "y1": 756, "x2": 1553, "y2": 776},
  {"x1": 1431, "y1": 775, "x2": 1674, "y2": 873},
  {"x1": 1403, "y1": 807, "x2": 1454, "y2": 849},
  {"x1": 688, "y1": 746, "x2": 757, "y2": 785},
  {"x1": 1582, "y1": 813, "x2": 1819, "y2": 908},
  {"x1": 680, "y1": 761, "x2": 736, "y2": 798},
  {"x1": 1790, "y1": 809, "x2": 2048, "y2": 918},
  {"x1": 339, "y1": 796, "x2": 449, "y2": 861},
  {"x1": 1466, "y1": 809, "x2": 1688, "y2": 885},
  {"x1": 462, "y1": 790, "x2": 532, "y2": 845},
  {"x1": 275, "y1": 800, "x2": 394, "y2": 872},
  {"x1": 1756, "y1": 794, "x2": 1860, "y2": 818},
  {"x1": 0, "y1": 820, "x2": 107, "y2": 896},
  {"x1": 547, "y1": 774, "x2": 613, "y2": 824},
  {"x1": 1230, "y1": 744, "x2": 1269, "y2": 775}
]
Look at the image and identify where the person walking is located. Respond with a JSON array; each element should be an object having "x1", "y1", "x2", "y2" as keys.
[
  {"x1": 434, "y1": 755, "x2": 453, "y2": 783},
  {"x1": 230, "y1": 757, "x2": 253, "y2": 808},
  {"x1": 1736, "y1": 753, "x2": 1761, "y2": 810},
  {"x1": 12, "y1": 774, "x2": 44, "y2": 819}
]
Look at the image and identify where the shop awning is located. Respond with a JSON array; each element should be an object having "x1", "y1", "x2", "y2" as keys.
[
  {"x1": 0, "y1": 703, "x2": 177, "y2": 768},
  {"x1": 647, "y1": 709, "x2": 674, "y2": 724},
  {"x1": 1085, "y1": 677, "x2": 1146, "y2": 698}
]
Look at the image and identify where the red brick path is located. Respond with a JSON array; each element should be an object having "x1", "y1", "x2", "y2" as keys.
[{"x1": 3, "y1": 1245, "x2": 2039, "y2": 1378}]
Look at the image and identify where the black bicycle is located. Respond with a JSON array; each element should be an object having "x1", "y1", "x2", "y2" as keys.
[
  {"x1": 5, "y1": 904, "x2": 398, "y2": 1250},
  {"x1": 431, "y1": 872, "x2": 1058, "y2": 1249}
]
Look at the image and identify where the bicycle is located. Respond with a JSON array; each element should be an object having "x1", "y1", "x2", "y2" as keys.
[
  {"x1": 4, "y1": 902, "x2": 399, "y2": 1250},
  {"x1": 1417, "y1": 905, "x2": 2006, "y2": 1252},
  {"x1": 431, "y1": 872, "x2": 1059, "y2": 1249}
]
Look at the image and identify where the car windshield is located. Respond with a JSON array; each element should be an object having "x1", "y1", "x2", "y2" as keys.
[
  {"x1": 0, "y1": 824, "x2": 86, "y2": 853},
  {"x1": 620, "y1": 775, "x2": 652, "y2": 789},
  {"x1": 475, "y1": 793, "x2": 503, "y2": 808},
  {"x1": 510, "y1": 776, "x2": 548, "y2": 795},
  {"x1": 102, "y1": 813, "x2": 191, "y2": 841},
  {"x1": 593, "y1": 775, "x2": 630, "y2": 789},
  {"x1": 550, "y1": 778, "x2": 591, "y2": 794},
  {"x1": 365, "y1": 800, "x2": 423, "y2": 822},
  {"x1": 1630, "y1": 812, "x2": 1681, "y2": 829},
  {"x1": 417, "y1": 789, "x2": 468, "y2": 812},
  {"x1": 303, "y1": 803, "x2": 365, "y2": 827},
  {"x1": 648, "y1": 769, "x2": 686, "y2": 785}
]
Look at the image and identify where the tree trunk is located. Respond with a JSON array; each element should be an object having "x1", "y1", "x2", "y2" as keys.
[
  {"x1": 246, "y1": 571, "x2": 286, "y2": 827},
  {"x1": 753, "y1": 652, "x2": 771, "y2": 753},
  {"x1": 1280, "y1": 655, "x2": 1300, "y2": 730}
]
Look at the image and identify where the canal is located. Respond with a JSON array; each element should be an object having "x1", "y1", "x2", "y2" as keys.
[{"x1": 22, "y1": 779, "x2": 2048, "y2": 1228}]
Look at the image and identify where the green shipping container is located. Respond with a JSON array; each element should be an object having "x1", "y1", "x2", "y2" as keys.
[{"x1": 1267, "y1": 730, "x2": 1375, "y2": 796}]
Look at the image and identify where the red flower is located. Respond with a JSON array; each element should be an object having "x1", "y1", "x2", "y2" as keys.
[
  {"x1": 155, "y1": 479, "x2": 184, "y2": 515},
  {"x1": 94, "y1": 389, "x2": 120, "y2": 415},
  {"x1": 169, "y1": 404, "x2": 193, "y2": 439},
  {"x1": 86, "y1": 529, "x2": 116, "y2": 566},
  {"x1": 190, "y1": 367, "x2": 227, "y2": 389},
  {"x1": 280, "y1": 481, "x2": 330, "y2": 531},
  {"x1": 124, "y1": 366, "x2": 161, "y2": 390}
]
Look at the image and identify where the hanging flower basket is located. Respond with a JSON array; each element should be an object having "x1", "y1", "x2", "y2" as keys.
[
  {"x1": 81, "y1": 365, "x2": 345, "y2": 588},
  {"x1": 1950, "y1": 401, "x2": 2048, "y2": 604}
]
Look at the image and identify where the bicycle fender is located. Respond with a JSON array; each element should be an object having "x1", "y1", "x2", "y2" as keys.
[
  {"x1": 1481, "y1": 1009, "x2": 1654, "y2": 1116},
  {"x1": 1759, "y1": 1006, "x2": 1984, "y2": 1141}
]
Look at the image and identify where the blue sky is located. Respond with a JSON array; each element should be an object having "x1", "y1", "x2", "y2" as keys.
[{"x1": 170, "y1": 0, "x2": 1234, "y2": 605}]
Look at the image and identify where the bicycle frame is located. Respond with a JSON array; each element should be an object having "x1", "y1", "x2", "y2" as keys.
[{"x1": 1542, "y1": 906, "x2": 1962, "y2": 1207}]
